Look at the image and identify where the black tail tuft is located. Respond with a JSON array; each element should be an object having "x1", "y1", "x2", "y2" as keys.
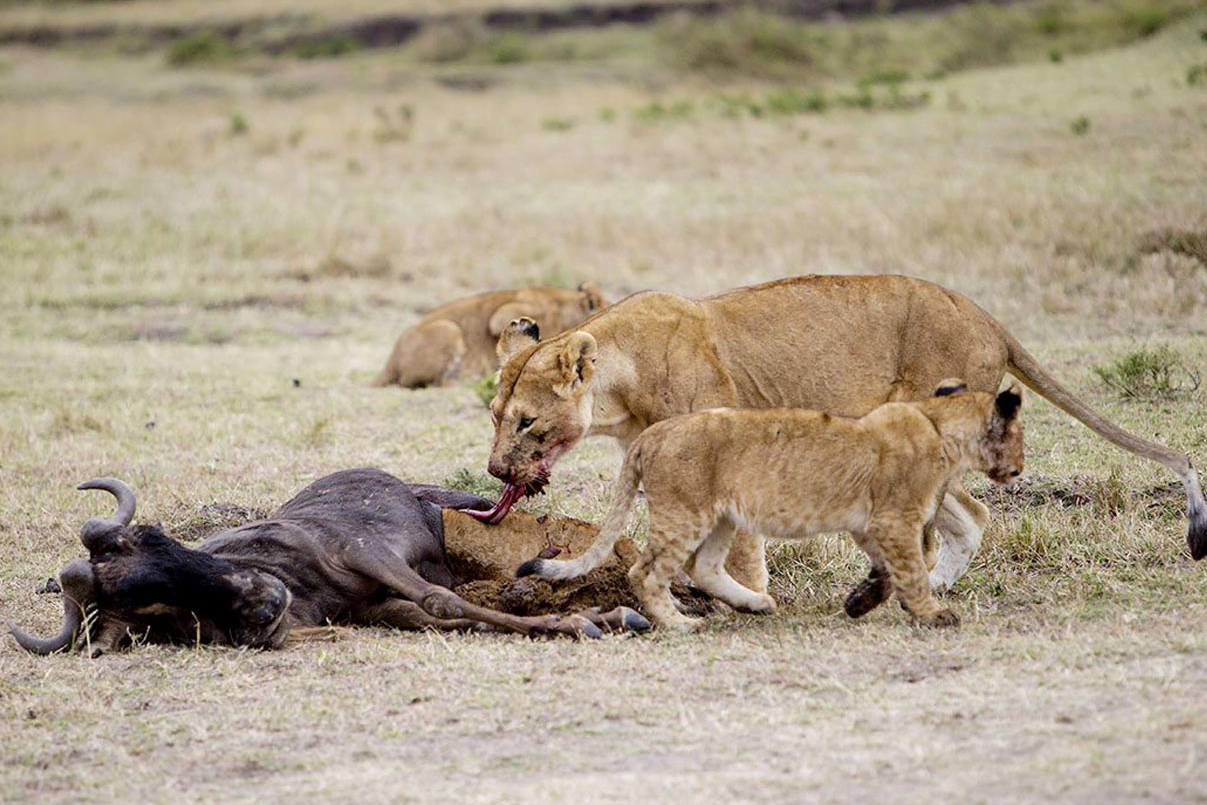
[
  {"x1": 1189, "y1": 510, "x2": 1207, "y2": 561},
  {"x1": 516, "y1": 558, "x2": 543, "y2": 578}
]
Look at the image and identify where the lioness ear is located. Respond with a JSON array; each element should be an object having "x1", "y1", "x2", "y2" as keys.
[
  {"x1": 496, "y1": 317, "x2": 540, "y2": 366},
  {"x1": 556, "y1": 331, "x2": 597, "y2": 395},
  {"x1": 933, "y1": 378, "x2": 969, "y2": 397},
  {"x1": 995, "y1": 383, "x2": 1023, "y2": 420},
  {"x1": 578, "y1": 282, "x2": 605, "y2": 313}
]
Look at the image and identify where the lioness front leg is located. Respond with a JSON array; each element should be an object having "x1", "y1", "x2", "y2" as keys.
[
  {"x1": 871, "y1": 518, "x2": 959, "y2": 628},
  {"x1": 689, "y1": 519, "x2": 775, "y2": 614}
]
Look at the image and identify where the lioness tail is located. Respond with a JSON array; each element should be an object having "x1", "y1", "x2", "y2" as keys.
[
  {"x1": 516, "y1": 442, "x2": 643, "y2": 581},
  {"x1": 996, "y1": 321, "x2": 1207, "y2": 559}
]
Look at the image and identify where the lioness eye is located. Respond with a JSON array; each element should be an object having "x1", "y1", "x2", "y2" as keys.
[{"x1": 517, "y1": 416, "x2": 535, "y2": 432}]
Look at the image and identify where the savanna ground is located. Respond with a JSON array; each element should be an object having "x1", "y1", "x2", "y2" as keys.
[{"x1": 2, "y1": 0, "x2": 1207, "y2": 802}]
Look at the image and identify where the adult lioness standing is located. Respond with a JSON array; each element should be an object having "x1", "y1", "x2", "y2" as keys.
[{"x1": 474, "y1": 274, "x2": 1206, "y2": 592}]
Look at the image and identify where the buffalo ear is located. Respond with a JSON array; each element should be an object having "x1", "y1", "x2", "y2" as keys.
[
  {"x1": 556, "y1": 331, "x2": 597, "y2": 395},
  {"x1": 994, "y1": 383, "x2": 1023, "y2": 420},
  {"x1": 578, "y1": 282, "x2": 606, "y2": 313},
  {"x1": 933, "y1": 378, "x2": 969, "y2": 397},
  {"x1": 496, "y1": 317, "x2": 541, "y2": 366}
]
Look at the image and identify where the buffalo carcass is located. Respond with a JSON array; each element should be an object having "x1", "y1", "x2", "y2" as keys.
[{"x1": 9, "y1": 468, "x2": 648, "y2": 654}]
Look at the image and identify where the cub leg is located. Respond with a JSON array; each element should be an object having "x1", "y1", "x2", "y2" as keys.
[
  {"x1": 725, "y1": 529, "x2": 769, "y2": 595},
  {"x1": 688, "y1": 519, "x2": 776, "y2": 614},
  {"x1": 929, "y1": 481, "x2": 990, "y2": 589},
  {"x1": 629, "y1": 514, "x2": 708, "y2": 632},
  {"x1": 843, "y1": 534, "x2": 892, "y2": 619},
  {"x1": 871, "y1": 517, "x2": 959, "y2": 628}
]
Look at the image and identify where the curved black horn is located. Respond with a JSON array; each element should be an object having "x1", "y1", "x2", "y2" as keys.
[
  {"x1": 78, "y1": 478, "x2": 136, "y2": 527},
  {"x1": 9, "y1": 559, "x2": 95, "y2": 655}
]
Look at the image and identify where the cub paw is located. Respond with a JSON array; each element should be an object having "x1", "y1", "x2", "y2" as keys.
[
  {"x1": 843, "y1": 572, "x2": 891, "y2": 619},
  {"x1": 918, "y1": 608, "x2": 960, "y2": 629}
]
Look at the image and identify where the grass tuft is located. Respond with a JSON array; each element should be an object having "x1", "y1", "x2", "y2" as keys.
[
  {"x1": 165, "y1": 30, "x2": 238, "y2": 67},
  {"x1": 443, "y1": 467, "x2": 504, "y2": 498},
  {"x1": 1092, "y1": 345, "x2": 1202, "y2": 400}
]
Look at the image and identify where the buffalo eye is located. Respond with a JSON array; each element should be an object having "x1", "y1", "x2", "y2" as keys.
[{"x1": 517, "y1": 416, "x2": 535, "y2": 433}]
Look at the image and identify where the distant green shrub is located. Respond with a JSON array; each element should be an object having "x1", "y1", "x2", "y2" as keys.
[
  {"x1": 541, "y1": 117, "x2": 576, "y2": 132},
  {"x1": 166, "y1": 30, "x2": 236, "y2": 67},
  {"x1": 228, "y1": 112, "x2": 249, "y2": 136},
  {"x1": 663, "y1": 10, "x2": 816, "y2": 78},
  {"x1": 292, "y1": 36, "x2": 359, "y2": 60},
  {"x1": 486, "y1": 33, "x2": 531, "y2": 65},
  {"x1": 1070, "y1": 116, "x2": 1090, "y2": 135},
  {"x1": 633, "y1": 99, "x2": 695, "y2": 122},
  {"x1": 1093, "y1": 345, "x2": 1201, "y2": 400}
]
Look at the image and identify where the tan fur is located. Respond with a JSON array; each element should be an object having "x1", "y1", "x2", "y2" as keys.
[
  {"x1": 530, "y1": 386, "x2": 1023, "y2": 631},
  {"x1": 440, "y1": 508, "x2": 624, "y2": 580},
  {"x1": 488, "y1": 274, "x2": 1207, "y2": 589},
  {"x1": 373, "y1": 283, "x2": 606, "y2": 388}
]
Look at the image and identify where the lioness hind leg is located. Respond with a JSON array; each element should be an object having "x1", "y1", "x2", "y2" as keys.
[
  {"x1": 630, "y1": 518, "x2": 706, "y2": 632},
  {"x1": 394, "y1": 320, "x2": 467, "y2": 389},
  {"x1": 725, "y1": 529, "x2": 769, "y2": 595},
  {"x1": 871, "y1": 519, "x2": 959, "y2": 628},
  {"x1": 689, "y1": 519, "x2": 776, "y2": 614}
]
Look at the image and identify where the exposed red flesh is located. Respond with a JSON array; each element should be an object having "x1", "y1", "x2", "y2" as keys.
[
  {"x1": 460, "y1": 471, "x2": 550, "y2": 526},
  {"x1": 461, "y1": 483, "x2": 525, "y2": 525}
]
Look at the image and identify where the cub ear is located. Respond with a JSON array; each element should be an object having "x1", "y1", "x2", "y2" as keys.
[
  {"x1": 578, "y1": 282, "x2": 606, "y2": 313},
  {"x1": 556, "y1": 331, "x2": 597, "y2": 395},
  {"x1": 496, "y1": 317, "x2": 540, "y2": 366},
  {"x1": 933, "y1": 378, "x2": 969, "y2": 397},
  {"x1": 994, "y1": 383, "x2": 1023, "y2": 420}
]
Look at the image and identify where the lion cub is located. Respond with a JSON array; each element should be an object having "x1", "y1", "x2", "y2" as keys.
[{"x1": 518, "y1": 380, "x2": 1024, "y2": 630}]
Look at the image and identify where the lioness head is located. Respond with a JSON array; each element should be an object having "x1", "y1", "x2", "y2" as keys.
[
  {"x1": 932, "y1": 380, "x2": 1024, "y2": 485},
  {"x1": 488, "y1": 330, "x2": 597, "y2": 488}
]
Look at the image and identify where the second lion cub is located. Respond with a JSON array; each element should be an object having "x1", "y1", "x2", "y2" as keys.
[{"x1": 518, "y1": 380, "x2": 1024, "y2": 630}]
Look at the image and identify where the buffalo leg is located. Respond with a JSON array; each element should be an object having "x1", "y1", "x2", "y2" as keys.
[
  {"x1": 572, "y1": 606, "x2": 650, "y2": 633},
  {"x1": 344, "y1": 555, "x2": 604, "y2": 639},
  {"x1": 356, "y1": 598, "x2": 493, "y2": 633}
]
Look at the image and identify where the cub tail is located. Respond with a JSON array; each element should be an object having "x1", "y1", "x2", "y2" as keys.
[{"x1": 516, "y1": 442, "x2": 643, "y2": 580}]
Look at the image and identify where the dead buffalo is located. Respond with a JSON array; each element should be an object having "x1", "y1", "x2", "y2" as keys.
[{"x1": 9, "y1": 468, "x2": 648, "y2": 655}]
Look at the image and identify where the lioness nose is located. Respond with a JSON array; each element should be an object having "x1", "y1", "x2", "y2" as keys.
[{"x1": 487, "y1": 458, "x2": 512, "y2": 482}]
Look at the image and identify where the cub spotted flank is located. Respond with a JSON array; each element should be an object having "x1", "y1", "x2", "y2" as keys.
[{"x1": 519, "y1": 380, "x2": 1024, "y2": 631}]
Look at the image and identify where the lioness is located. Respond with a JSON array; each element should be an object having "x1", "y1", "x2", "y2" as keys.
[
  {"x1": 373, "y1": 283, "x2": 606, "y2": 388},
  {"x1": 518, "y1": 381, "x2": 1024, "y2": 630},
  {"x1": 474, "y1": 274, "x2": 1206, "y2": 591}
]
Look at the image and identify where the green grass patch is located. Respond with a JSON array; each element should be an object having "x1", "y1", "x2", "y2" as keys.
[
  {"x1": 165, "y1": 29, "x2": 238, "y2": 67},
  {"x1": 1093, "y1": 345, "x2": 1202, "y2": 400}
]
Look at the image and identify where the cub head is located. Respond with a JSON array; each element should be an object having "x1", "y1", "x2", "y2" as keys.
[
  {"x1": 925, "y1": 380, "x2": 1024, "y2": 485},
  {"x1": 487, "y1": 330, "x2": 598, "y2": 489},
  {"x1": 978, "y1": 383, "x2": 1025, "y2": 484}
]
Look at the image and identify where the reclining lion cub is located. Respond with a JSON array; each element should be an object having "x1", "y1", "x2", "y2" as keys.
[
  {"x1": 519, "y1": 381, "x2": 1024, "y2": 630},
  {"x1": 373, "y1": 283, "x2": 606, "y2": 388},
  {"x1": 474, "y1": 274, "x2": 1206, "y2": 592}
]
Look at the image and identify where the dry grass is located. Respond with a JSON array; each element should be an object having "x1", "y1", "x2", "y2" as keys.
[{"x1": 2, "y1": 6, "x2": 1207, "y2": 804}]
